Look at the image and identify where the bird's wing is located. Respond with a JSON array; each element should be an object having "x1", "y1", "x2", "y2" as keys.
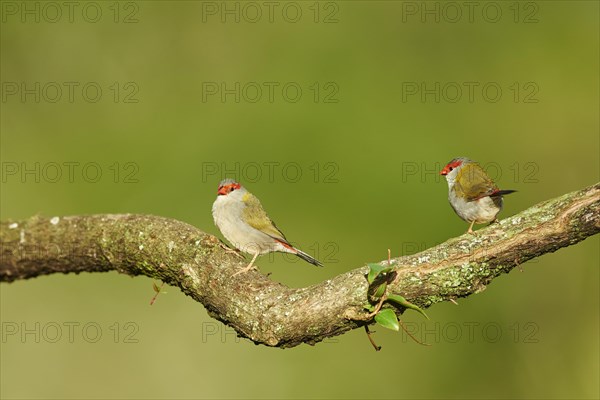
[
  {"x1": 241, "y1": 192, "x2": 289, "y2": 243},
  {"x1": 455, "y1": 163, "x2": 499, "y2": 201}
]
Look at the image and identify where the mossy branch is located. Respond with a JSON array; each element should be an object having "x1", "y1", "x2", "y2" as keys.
[{"x1": 1, "y1": 183, "x2": 598, "y2": 348}]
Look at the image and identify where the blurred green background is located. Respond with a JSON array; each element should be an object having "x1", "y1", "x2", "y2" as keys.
[{"x1": 1, "y1": 1, "x2": 598, "y2": 399}]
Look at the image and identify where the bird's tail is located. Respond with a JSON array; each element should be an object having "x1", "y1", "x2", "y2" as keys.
[
  {"x1": 274, "y1": 238, "x2": 323, "y2": 267},
  {"x1": 294, "y1": 249, "x2": 323, "y2": 267},
  {"x1": 492, "y1": 189, "x2": 517, "y2": 197}
]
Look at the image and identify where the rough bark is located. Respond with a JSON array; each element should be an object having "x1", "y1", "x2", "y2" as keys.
[{"x1": 1, "y1": 183, "x2": 598, "y2": 348}]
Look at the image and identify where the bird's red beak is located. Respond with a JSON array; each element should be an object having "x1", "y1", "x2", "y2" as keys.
[
  {"x1": 217, "y1": 186, "x2": 228, "y2": 196},
  {"x1": 440, "y1": 167, "x2": 449, "y2": 176}
]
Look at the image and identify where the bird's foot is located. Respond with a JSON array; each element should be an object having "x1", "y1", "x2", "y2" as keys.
[
  {"x1": 231, "y1": 263, "x2": 258, "y2": 277},
  {"x1": 218, "y1": 242, "x2": 245, "y2": 259},
  {"x1": 467, "y1": 221, "x2": 476, "y2": 235},
  {"x1": 231, "y1": 252, "x2": 260, "y2": 277}
]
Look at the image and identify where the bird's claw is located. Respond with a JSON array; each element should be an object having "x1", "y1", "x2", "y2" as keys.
[
  {"x1": 218, "y1": 242, "x2": 245, "y2": 259},
  {"x1": 467, "y1": 221, "x2": 476, "y2": 235},
  {"x1": 231, "y1": 264, "x2": 258, "y2": 277}
]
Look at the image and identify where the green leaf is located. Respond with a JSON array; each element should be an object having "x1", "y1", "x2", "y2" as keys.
[
  {"x1": 152, "y1": 282, "x2": 161, "y2": 293},
  {"x1": 387, "y1": 294, "x2": 430, "y2": 320},
  {"x1": 372, "y1": 282, "x2": 387, "y2": 299},
  {"x1": 367, "y1": 263, "x2": 393, "y2": 284},
  {"x1": 364, "y1": 303, "x2": 376, "y2": 312},
  {"x1": 374, "y1": 309, "x2": 400, "y2": 331}
]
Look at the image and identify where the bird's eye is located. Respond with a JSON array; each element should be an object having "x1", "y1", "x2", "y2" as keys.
[{"x1": 449, "y1": 167, "x2": 453, "y2": 171}]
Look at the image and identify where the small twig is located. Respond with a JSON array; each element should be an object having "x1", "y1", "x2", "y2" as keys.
[
  {"x1": 365, "y1": 294, "x2": 387, "y2": 319},
  {"x1": 149, "y1": 281, "x2": 165, "y2": 306},
  {"x1": 0, "y1": 183, "x2": 596, "y2": 348},
  {"x1": 364, "y1": 325, "x2": 382, "y2": 351}
]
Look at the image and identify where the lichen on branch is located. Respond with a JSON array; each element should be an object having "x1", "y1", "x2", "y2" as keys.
[{"x1": 1, "y1": 183, "x2": 598, "y2": 348}]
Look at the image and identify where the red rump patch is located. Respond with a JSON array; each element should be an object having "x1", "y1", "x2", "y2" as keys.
[{"x1": 275, "y1": 239, "x2": 296, "y2": 253}]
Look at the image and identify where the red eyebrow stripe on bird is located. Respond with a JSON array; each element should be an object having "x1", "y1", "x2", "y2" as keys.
[
  {"x1": 440, "y1": 160, "x2": 463, "y2": 175},
  {"x1": 222, "y1": 183, "x2": 241, "y2": 190},
  {"x1": 218, "y1": 182, "x2": 241, "y2": 191}
]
